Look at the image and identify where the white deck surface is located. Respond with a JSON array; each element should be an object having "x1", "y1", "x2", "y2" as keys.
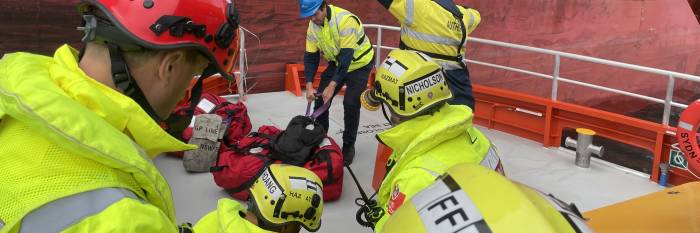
[{"x1": 154, "y1": 91, "x2": 663, "y2": 232}]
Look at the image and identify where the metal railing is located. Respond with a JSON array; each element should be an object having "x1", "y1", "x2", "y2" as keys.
[
  {"x1": 363, "y1": 24, "x2": 700, "y2": 126},
  {"x1": 225, "y1": 28, "x2": 248, "y2": 99}
]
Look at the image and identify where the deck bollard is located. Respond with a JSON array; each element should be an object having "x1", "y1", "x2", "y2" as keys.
[{"x1": 565, "y1": 128, "x2": 604, "y2": 168}]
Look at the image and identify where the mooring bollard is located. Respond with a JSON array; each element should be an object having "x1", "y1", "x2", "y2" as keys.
[{"x1": 565, "y1": 128, "x2": 604, "y2": 168}]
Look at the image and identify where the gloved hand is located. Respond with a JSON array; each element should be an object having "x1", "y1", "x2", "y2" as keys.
[{"x1": 306, "y1": 82, "x2": 316, "y2": 102}]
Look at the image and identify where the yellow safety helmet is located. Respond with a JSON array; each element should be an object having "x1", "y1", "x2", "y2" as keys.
[
  {"x1": 249, "y1": 164, "x2": 324, "y2": 232},
  {"x1": 361, "y1": 50, "x2": 452, "y2": 118},
  {"x1": 380, "y1": 164, "x2": 592, "y2": 233}
]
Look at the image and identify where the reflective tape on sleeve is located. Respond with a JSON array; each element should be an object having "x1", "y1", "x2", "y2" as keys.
[{"x1": 20, "y1": 188, "x2": 140, "y2": 233}]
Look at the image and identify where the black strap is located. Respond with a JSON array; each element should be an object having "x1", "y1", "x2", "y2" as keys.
[
  {"x1": 399, "y1": 41, "x2": 464, "y2": 63},
  {"x1": 211, "y1": 101, "x2": 233, "y2": 113},
  {"x1": 164, "y1": 65, "x2": 222, "y2": 140},
  {"x1": 78, "y1": 45, "x2": 87, "y2": 62},
  {"x1": 455, "y1": 14, "x2": 467, "y2": 64},
  {"x1": 315, "y1": 150, "x2": 335, "y2": 184},
  {"x1": 431, "y1": 0, "x2": 463, "y2": 19},
  {"x1": 209, "y1": 165, "x2": 227, "y2": 173},
  {"x1": 384, "y1": 158, "x2": 396, "y2": 180},
  {"x1": 348, "y1": 15, "x2": 366, "y2": 46},
  {"x1": 433, "y1": 0, "x2": 467, "y2": 63},
  {"x1": 348, "y1": 15, "x2": 372, "y2": 62},
  {"x1": 150, "y1": 15, "x2": 206, "y2": 38},
  {"x1": 356, "y1": 33, "x2": 366, "y2": 45},
  {"x1": 107, "y1": 44, "x2": 163, "y2": 122},
  {"x1": 346, "y1": 165, "x2": 384, "y2": 229},
  {"x1": 353, "y1": 46, "x2": 373, "y2": 62},
  {"x1": 187, "y1": 65, "x2": 218, "y2": 116},
  {"x1": 380, "y1": 103, "x2": 392, "y2": 125}
]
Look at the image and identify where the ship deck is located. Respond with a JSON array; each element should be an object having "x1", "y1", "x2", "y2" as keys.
[{"x1": 154, "y1": 91, "x2": 662, "y2": 232}]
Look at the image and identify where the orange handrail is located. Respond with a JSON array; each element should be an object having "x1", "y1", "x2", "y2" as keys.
[
  {"x1": 283, "y1": 64, "x2": 699, "y2": 187},
  {"x1": 473, "y1": 84, "x2": 695, "y2": 185}
]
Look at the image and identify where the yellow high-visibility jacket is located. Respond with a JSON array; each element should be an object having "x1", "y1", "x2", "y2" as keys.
[
  {"x1": 0, "y1": 45, "x2": 239, "y2": 233},
  {"x1": 374, "y1": 104, "x2": 492, "y2": 232},
  {"x1": 306, "y1": 5, "x2": 374, "y2": 72},
  {"x1": 379, "y1": 0, "x2": 481, "y2": 70}
]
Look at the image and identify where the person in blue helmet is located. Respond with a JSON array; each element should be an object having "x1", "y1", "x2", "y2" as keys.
[{"x1": 299, "y1": 0, "x2": 375, "y2": 165}]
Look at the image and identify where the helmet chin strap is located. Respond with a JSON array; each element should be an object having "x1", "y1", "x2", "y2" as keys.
[
  {"x1": 107, "y1": 43, "x2": 218, "y2": 124},
  {"x1": 380, "y1": 103, "x2": 395, "y2": 126},
  {"x1": 187, "y1": 65, "x2": 218, "y2": 116},
  {"x1": 107, "y1": 43, "x2": 163, "y2": 122}
]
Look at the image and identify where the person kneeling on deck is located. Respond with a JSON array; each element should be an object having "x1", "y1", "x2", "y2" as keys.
[
  {"x1": 0, "y1": 0, "x2": 248, "y2": 232},
  {"x1": 359, "y1": 50, "x2": 503, "y2": 232},
  {"x1": 195, "y1": 164, "x2": 325, "y2": 233},
  {"x1": 380, "y1": 163, "x2": 593, "y2": 233},
  {"x1": 299, "y1": 0, "x2": 375, "y2": 165}
]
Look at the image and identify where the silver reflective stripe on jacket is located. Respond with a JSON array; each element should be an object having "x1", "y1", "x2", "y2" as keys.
[
  {"x1": 20, "y1": 188, "x2": 140, "y2": 233},
  {"x1": 468, "y1": 11, "x2": 475, "y2": 29},
  {"x1": 339, "y1": 28, "x2": 357, "y2": 37},
  {"x1": 400, "y1": 27, "x2": 462, "y2": 46},
  {"x1": 306, "y1": 34, "x2": 317, "y2": 43},
  {"x1": 329, "y1": 11, "x2": 351, "y2": 28},
  {"x1": 405, "y1": 0, "x2": 415, "y2": 25}
]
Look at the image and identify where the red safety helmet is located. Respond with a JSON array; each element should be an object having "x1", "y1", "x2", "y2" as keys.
[
  {"x1": 77, "y1": 0, "x2": 240, "y2": 121},
  {"x1": 78, "y1": 0, "x2": 240, "y2": 80}
]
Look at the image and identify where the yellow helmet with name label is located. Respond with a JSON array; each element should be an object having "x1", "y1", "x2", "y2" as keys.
[
  {"x1": 380, "y1": 163, "x2": 592, "y2": 233},
  {"x1": 249, "y1": 164, "x2": 324, "y2": 232},
  {"x1": 361, "y1": 50, "x2": 452, "y2": 118}
]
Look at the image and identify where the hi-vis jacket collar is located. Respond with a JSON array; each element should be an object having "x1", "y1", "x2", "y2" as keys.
[
  {"x1": 0, "y1": 44, "x2": 195, "y2": 157},
  {"x1": 377, "y1": 104, "x2": 474, "y2": 161}
]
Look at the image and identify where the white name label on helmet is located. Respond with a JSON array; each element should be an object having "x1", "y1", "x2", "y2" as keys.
[
  {"x1": 411, "y1": 178, "x2": 489, "y2": 233},
  {"x1": 405, "y1": 71, "x2": 444, "y2": 96},
  {"x1": 289, "y1": 177, "x2": 323, "y2": 196},
  {"x1": 261, "y1": 168, "x2": 283, "y2": 200},
  {"x1": 382, "y1": 57, "x2": 408, "y2": 79}
]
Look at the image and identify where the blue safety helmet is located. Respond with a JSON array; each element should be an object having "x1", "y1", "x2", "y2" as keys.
[{"x1": 299, "y1": 0, "x2": 323, "y2": 18}]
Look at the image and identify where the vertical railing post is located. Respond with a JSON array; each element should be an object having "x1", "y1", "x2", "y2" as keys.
[
  {"x1": 662, "y1": 74, "x2": 675, "y2": 126},
  {"x1": 376, "y1": 27, "x2": 382, "y2": 68},
  {"x1": 238, "y1": 27, "x2": 246, "y2": 98},
  {"x1": 551, "y1": 54, "x2": 561, "y2": 100}
]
